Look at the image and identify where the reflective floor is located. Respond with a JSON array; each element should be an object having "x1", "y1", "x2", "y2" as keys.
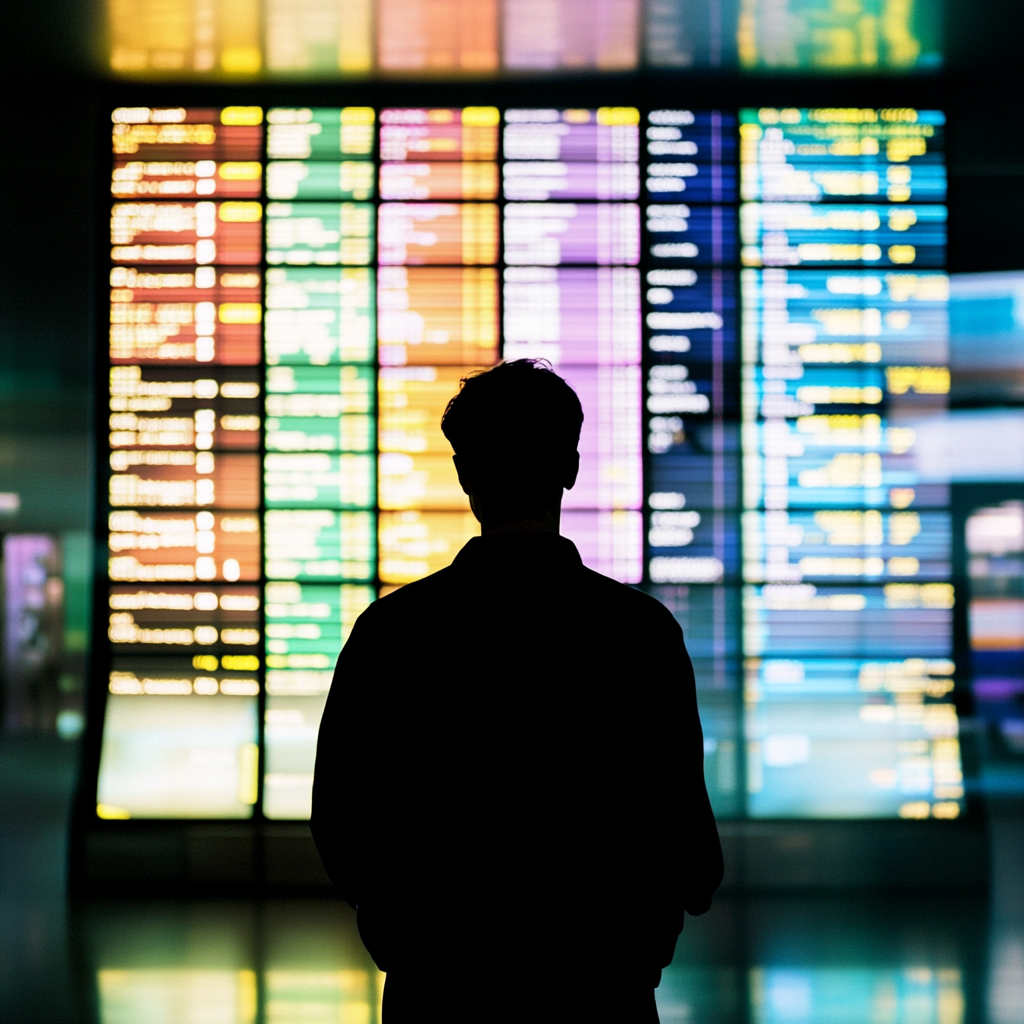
[{"x1": 3, "y1": 737, "x2": 1024, "y2": 1024}]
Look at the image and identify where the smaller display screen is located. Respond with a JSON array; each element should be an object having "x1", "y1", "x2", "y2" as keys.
[
  {"x1": 502, "y1": 267, "x2": 640, "y2": 364},
  {"x1": 264, "y1": 510, "x2": 376, "y2": 582},
  {"x1": 378, "y1": 108, "x2": 500, "y2": 161},
  {"x1": 111, "y1": 201, "x2": 264, "y2": 266},
  {"x1": 377, "y1": 268, "x2": 499, "y2": 365},
  {"x1": 745, "y1": 582, "x2": 954, "y2": 658},
  {"x1": 378, "y1": 203, "x2": 499, "y2": 265},
  {"x1": 106, "y1": 585, "x2": 262, "y2": 656},
  {"x1": 265, "y1": 268, "x2": 375, "y2": 365},
  {"x1": 502, "y1": 107, "x2": 640, "y2": 201},
  {"x1": 645, "y1": 110, "x2": 738, "y2": 202},
  {"x1": 740, "y1": 203, "x2": 947, "y2": 269},
  {"x1": 646, "y1": 204, "x2": 738, "y2": 265},
  {"x1": 561, "y1": 510, "x2": 643, "y2": 583},
  {"x1": 265, "y1": 365, "x2": 375, "y2": 453},
  {"x1": 743, "y1": 269, "x2": 949, "y2": 366},
  {"x1": 745, "y1": 657, "x2": 962, "y2": 819},
  {"x1": 647, "y1": 509, "x2": 738, "y2": 585},
  {"x1": 557, "y1": 365, "x2": 643, "y2": 512},
  {"x1": 265, "y1": 202, "x2": 375, "y2": 266},
  {"x1": 503, "y1": 203, "x2": 640, "y2": 265},
  {"x1": 108, "y1": 510, "x2": 261, "y2": 584},
  {"x1": 381, "y1": 162, "x2": 499, "y2": 200},
  {"x1": 504, "y1": 108, "x2": 640, "y2": 161},
  {"x1": 112, "y1": 107, "x2": 264, "y2": 161},
  {"x1": 377, "y1": 511, "x2": 480, "y2": 584},
  {"x1": 266, "y1": 161, "x2": 376, "y2": 201},
  {"x1": 108, "y1": 367, "x2": 261, "y2": 449},
  {"x1": 740, "y1": 108, "x2": 946, "y2": 203},
  {"x1": 109, "y1": 451, "x2": 260, "y2": 510},
  {"x1": 742, "y1": 510, "x2": 952, "y2": 583},
  {"x1": 97, "y1": 662, "x2": 259, "y2": 820},
  {"x1": 644, "y1": 268, "x2": 737, "y2": 363},
  {"x1": 263, "y1": 453, "x2": 375, "y2": 509},
  {"x1": 109, "y1": 268, "x2": 262, "y2": 365},
  {"x1": 112, "y1": 159, "x2": 263, "y2": 199},
  {"x1": 378, "y1": 366, "x2": 483, "y2": 455},
  {"x1": 742, "y1": 416, "x2": 949, "y2": 510},
  {"x1": 267, "y1": 108, "x2": 376, "y2": 160},
  {"x1": 503, "y1": 162, "x2": 639, "y2": 201},
  {"x1": 378, "y1": 453, "x2": 468, "y2": 511}
]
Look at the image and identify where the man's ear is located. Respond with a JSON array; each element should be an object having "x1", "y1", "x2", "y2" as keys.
[
  {"x1": 562, "y1": 450, "x2": 580, "y2": 491},
  {"x1": 453, "y1": 453, "x2": 473, "y2": 496}
]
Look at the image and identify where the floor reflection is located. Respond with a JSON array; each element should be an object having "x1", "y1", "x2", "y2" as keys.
[
  {"x1": 3, "y1": 738, "x2": 1024, "y2": 1023},
  {"x1": 85, "y1": 899, "x2": 382, "y2": 1024},
  {"x1": 79, "y1": 893, "x2": 989, "y2": 1024},
  {"x1": 658, "y1": 893, "x2": 984, "y2": 1024}
]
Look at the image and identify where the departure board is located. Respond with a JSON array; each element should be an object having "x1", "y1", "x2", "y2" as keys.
[{"x1": 94, "y1": 102, "x2": 960, "y2": 826}]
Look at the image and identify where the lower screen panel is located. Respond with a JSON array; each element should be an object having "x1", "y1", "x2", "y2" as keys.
[
  {"x1": 264, "y1": 691, "x2": 327, "y2": 820},
  {"x1": 745, "y1": 658, "x2": 964, "y2": 820},
  {"x1": 97, "y1": 666, "x2": 259, "y2": 820}
]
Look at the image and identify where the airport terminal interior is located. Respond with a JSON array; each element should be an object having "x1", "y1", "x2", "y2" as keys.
[{"x1": 2, "y1": 0, "x2": 1024, "y2": 1020}]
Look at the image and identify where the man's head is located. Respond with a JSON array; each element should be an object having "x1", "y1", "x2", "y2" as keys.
[{"x1": 441, "y1": 359, "x2": 583, "y2": 530}]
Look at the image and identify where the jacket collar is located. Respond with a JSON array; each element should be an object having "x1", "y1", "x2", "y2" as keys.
[{"x1": 451, "y1": 533, "x2": 584, "y2": 576}]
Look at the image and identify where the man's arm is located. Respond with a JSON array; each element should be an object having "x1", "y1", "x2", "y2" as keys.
[
  {"x1": 653, "y1": 613, "x2": 724, "y2": 917},
  {"x1": 310, "y1": 608, "x2": 376, "y2": 907}
]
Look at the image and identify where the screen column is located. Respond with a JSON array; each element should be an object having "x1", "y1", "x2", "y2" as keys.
[
  {"x1": 261, "y1": 106, "x2": 378, "y2": 819},
  {"x1": 376, "y1": 107, "x2": 501, "y2": 588},
  {"x1": 502, "y1": 106, "x2": 644, "y2": 582},
  {"x1": 98, "y1": 105, "x2": 265, "y2": 820}
]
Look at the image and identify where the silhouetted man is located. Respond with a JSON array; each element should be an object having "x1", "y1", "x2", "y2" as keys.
[{"x1": 312, "y1": 359, "x2": 722, "y2": 1022}]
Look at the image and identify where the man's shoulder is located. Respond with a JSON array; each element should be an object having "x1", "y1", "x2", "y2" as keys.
[
  {"x1": 357, "y1": 565, "x2": 458, "y2": 623},
  {"x1": 577, "y1": 565, "x2": 681, "y2": 632}
]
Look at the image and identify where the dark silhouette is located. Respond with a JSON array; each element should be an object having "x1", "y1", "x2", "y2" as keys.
[{"x1": 312, "y1": 359, "x2": 723, "y2": 1022}]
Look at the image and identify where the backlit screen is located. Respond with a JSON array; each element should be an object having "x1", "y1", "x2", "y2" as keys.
[
  {"x1": 95, "y1": 103, "x2": 961, "y2": 824},
  {"x1": 105, "y1": 0, "x2": 942, "y2": 76}
]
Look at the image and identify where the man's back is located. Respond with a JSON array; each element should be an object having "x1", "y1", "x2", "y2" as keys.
[{"x1": 312, "y1": 532, "x2": 722, "y2": 985}]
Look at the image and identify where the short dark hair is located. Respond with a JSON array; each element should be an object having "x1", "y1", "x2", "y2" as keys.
[{"x1": 441, "y1": 359, "x2": 583, "y2": 493}]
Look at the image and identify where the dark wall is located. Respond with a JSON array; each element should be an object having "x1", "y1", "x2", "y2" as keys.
[
  {"x1": 0, "y1": 0, "x2": 1021, "y2": 534},
  {"x1": 0, "y1": 0, "x2": 100, "y2": 531}
]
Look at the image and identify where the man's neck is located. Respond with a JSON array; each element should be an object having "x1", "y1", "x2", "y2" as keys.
[{"x1": 480, "y1": 509, "x2": 561, "y2": 535}]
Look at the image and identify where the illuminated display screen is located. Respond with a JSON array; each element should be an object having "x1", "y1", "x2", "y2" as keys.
[
  {"x1": 265, "y1": 202, "x2": 375, "y2": 265},
  {"x1": 109, "y1": 269, "x2": 263, "y2": 365},
  {"x1": 377, "y1": 268, "x2": 499, "y2": 365},
  {"x1": 105, "y1": 1, "x2": 941, "y2": 77},
  {"x1": 503, "y1": 203, "x2": 640, "y2": 266},
  {"x1": 265, "y1": 268, "x2": 375, "y2": 364},
  {"x1": 645, "y1": 110, "x2": 737, "y2": 201},
  {"x1": 111, "y1": 201, "x2": 264, "y2": 265},
  {"x1": 739, "y1": 108, "x2": 946, "y2": 203},
  {"x1": 739, "y1": 107, "x2": 960, "y2": 821},
  {"x1": 95, "y1": 102, "x2": 960, "y2": 826},
  {"x1": 739, "y1": 202, "x2": 947, "y2": 268}
]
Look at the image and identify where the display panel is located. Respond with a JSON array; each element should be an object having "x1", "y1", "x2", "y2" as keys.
[
  {"x1": 265, "y1": 268, "x2": 374, "y2": 364},
  {"x1": 966, "y1": 504, "x2": 1024, "y2": 774},
  {"x1": 264, "y1": 580, "x2": 373, "y2": 818},
  {"x1": 503, "y1": 108, "x2": 643, "y2": 583},
  {"x1": 109, "y1": 269, "x2": 263, "y2": 365},
  {"x1": 106, "y1": 1, "x2": 941, "y2": 77},
  {"x1": 737, "y1": 0, "x2": 942, "y2": 71},
  {"x1": 95, "y1": 101, "x2": 960, "y2": 826},
  {"x1": 376, "y1": 0, "x2": 499, "y2": 72},
  {"x1": 739, "y1": 106, "x2": 961, "y2": 820}
]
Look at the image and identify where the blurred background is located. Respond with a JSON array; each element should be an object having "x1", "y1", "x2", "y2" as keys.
[{"x1": 1, "y1": 1, "x2": 1024, "y2": 1022}]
